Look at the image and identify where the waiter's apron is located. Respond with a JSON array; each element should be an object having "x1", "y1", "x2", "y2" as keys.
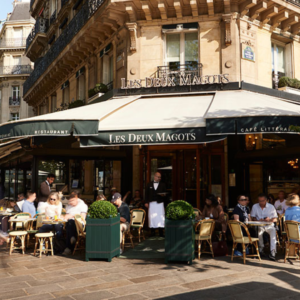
[{"x1": 149, "y1": 201, "x2": 165, "y2": 228}]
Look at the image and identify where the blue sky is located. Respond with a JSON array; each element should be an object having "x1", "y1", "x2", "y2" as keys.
[{"x1": 0, "y1": 0, "x2": 30, "y2": 28}]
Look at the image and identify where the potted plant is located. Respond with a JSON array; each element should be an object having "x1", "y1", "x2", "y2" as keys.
[
  {"x1": 86, "y1": 201, "x2": 120, "y2": 262},
  {"x1": 165, "y1": 200, "x2": 195, "y2": 264},
  {"x1": 88, "y1": 83, "x2": 108, "y2": 98}
]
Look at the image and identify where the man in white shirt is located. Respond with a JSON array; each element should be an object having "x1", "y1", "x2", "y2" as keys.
[
  {"x1": 274, "y1": 191, "x2": 288, "y2": 215},
  {"x1": 62, "y1": 191, "x2": 88, "y2": 256},
  {"x1": 251, "y1": 193, "x2": 278, "y2": 261}
]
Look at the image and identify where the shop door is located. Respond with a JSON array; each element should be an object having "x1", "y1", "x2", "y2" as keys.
[{"x1": 177, "y1": 150, "x2": 197, "y2": 207}]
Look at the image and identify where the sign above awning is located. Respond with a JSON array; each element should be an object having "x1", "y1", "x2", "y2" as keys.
[
  {"x1": 206, "y1": 90, "x2": 300, "y2": 135},
  {"x1": 80, "y1": 128, "x2": 226, "y2": 147}
]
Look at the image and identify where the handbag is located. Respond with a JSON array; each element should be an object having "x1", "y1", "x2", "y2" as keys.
[{"x1": 212, "y1": 241, "x2": 228, "y2": 257}]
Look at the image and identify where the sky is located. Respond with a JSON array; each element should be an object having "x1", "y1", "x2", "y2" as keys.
[{"x1": 0, "y1": 0, "x2": 30, "y2": 28}]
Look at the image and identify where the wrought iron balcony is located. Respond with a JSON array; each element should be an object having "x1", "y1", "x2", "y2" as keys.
[
  {"x1": 9, "y1": 97, "x2": 21, "y2": 106},
  {"x1": 286, "y1": 0, "x2": 300, "y2": 6},
  {"x1": 0, "y1": 65, "x2": 33, "y2": 75},
  {"x1": 50, "y1": 10, "x2": 57, "y2": 25},
  {"x1": 151, "y1": 62, "x2": 203, "y2": 81},
  {"x1": 0, "y1": 38, "x2": 26, "y2": 48},
  {"x1": 26, "y1": 17, "x2": 49, "y2": 50},
  {"x1": 24, "y1": 0, "x2": 105, "y2": 96}
]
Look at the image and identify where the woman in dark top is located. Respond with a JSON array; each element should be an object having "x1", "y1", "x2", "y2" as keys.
[
  {"x1": 233, "y1": 195, "x2": 251, "y2": 223},
  {"x1": 232, "y1": 195, "x2": 252, "y2": 256},
  {"x1": 267, "y1": 194, "x2": 275, "y2": 205}
]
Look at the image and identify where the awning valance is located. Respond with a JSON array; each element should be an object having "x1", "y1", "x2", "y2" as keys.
[{"x1": 206, "y1": 90, "x2": 300, "y2": 135}]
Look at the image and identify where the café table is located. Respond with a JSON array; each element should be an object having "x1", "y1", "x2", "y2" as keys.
[
  {"x1": 246, "y1": 220, "x2": 274, "y2": 238},
  {"x1": 8, "y1": 218, "x2": 36, "y2": 231},
  {"x1": 42, "y1": 219, "x2": 67, "y2": 236}
]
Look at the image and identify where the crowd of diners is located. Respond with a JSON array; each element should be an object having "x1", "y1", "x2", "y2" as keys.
[{"x1": 1, "y1": 171, "x2": 300, "y2": 261}]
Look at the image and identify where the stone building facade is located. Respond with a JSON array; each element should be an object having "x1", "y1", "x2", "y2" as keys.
[{"x1": 0, "y1": 0, "x2": 35, "y2": 124}]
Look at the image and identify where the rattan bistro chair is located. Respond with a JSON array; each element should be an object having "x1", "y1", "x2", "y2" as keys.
[
  {"x1": 228, "y1": 220, "x2": 261, "y2": 264},
  {"x1": 195, "y1": 219, "x2": 215, "y2": 260},
  {"x1": 193, "y1": 208, "x2": 201, "y2": 220},
  {"x1": 130, "y1": 209, "x2": 146, "y2": 242},
  {"x1": 27, "y1": 213, "x2": 45, "y2": 245},
  {"x1": 73, "y1": 214, "x2": 86, "y2": 255},
  {"x1": 284, "y1": 220, "x2": 300, "y2": 263}
]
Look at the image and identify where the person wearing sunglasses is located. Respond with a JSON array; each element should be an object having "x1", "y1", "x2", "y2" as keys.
[
  {"x1": 38, "y1": 192, "x2": 63, "y2": 240},
  {"x1": 232, "y1": 195, "x2": 252, "y2": 257}
]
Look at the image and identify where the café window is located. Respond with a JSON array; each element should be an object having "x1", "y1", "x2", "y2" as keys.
[
  {"x1": 12, "y1": 86, "x2": 20, "y2": 99},
  {"x1": 272, "y1": 41, "x2": 292, "y2": 82},
  {"x1": 100, "y1": 44, "x2": 113, "y2": 88},
  {"x1": 76, "y1": 67, "x2": 85, "y2": 101},
  {"x1": 62, "y1": 81, "x2": 69, "y2": 105},
  {"x1": 10, "y1": 113, "x2": 19, "y2": 121},
  {"x1": 51, "y1": 94, "x2": 56, "y2": 112},
  {"x1": 165, "y1": 29, "x2": 199, "y2": 69}
]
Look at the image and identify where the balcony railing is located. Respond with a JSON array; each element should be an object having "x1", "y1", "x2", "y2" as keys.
[
  {"x1": 24, "y1": 0, "x2": 105, "y2": 96},
  {"x1": 151, "y1": 63, "x2": 203, "y2": 83},
  {"x1": 50, "y1": 10, "x2": 57, "y2": 25},
  {"x1": 0, "y1": 65, "x2": 33, "y2": 75},
  {"x1": 9, "y1": 97, "x2": 21, "y2": 106},
  {"x1": 0, "y1": 38, "x2": 26, "y2": 48},
  {"x1": 286, "y1": 0, "x2": 300, "y2": 6},
  {"x1": 26, "y1": 17, "x2": 49, "y2": 50}
]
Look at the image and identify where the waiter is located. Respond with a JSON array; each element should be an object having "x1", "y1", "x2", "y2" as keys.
[
  {"x1": 145, "y1": 172, "x2": 167, "y2": 237},
  {"x1": 38, "y1": 173, "x2": 55, "y2": 211}
]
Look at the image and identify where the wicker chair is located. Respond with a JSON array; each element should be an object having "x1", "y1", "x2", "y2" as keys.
[
  {"x1": 27, "y1": 213, "x2": 45, "y2": 245},
  {"x1": 9, "y1": 213, "x2": 31, "y2": 231},
  {"x1": 284, "y1": 220, "x2": 300, "y2": 263},
  {"x1": 195, "y1": 219, "x2": 215, "y2": 259},
  {"x1": 193, "y1": 208, "x2": 201, "y2": 220},
  {"x1": 122, "y1": 214, "x2": 134, "y2": 252},
  {"x1": 34, "y1": 232, "x2": 54, "y2": 258},
  {"x1": 130, "y1": 209, "x2": 146, "y2": 242},
  {"x1": 228, "y1": 220, "x2": 261, "y2": 264},
  {"x1": 73, "y1": 214, "x2": 86, "y2": 255}
]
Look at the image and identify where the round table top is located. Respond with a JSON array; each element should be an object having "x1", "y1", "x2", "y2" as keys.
[
  {"x1": 42, "y1": 219, "x2": 67, "y2": 225},
  {"x1": 9, "y1": 218, "x2": 36, "y2": 222},
  {"x1": 247, "y1": 221, "x2": 273, "y2": 226}
]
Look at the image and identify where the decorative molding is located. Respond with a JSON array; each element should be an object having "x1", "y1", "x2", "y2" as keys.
[
  {"x1": 0, "y1": 83, "x2": 9, "y2": 88},
  {"x1": 10, "y1": 107, "x2": 20, "y2": 114},
  {"x1": 158, "y1": 2, "x2": 167, "y2": 20},
  {"x1": 222, "y1": 14, "x2": 232, "y2": 46},
  {"x1": 242, "y1": 40, "x2": 254, "y2": 47},
  {"x1": 127, "y1": 22, "x2": 137, "y2": 53}
]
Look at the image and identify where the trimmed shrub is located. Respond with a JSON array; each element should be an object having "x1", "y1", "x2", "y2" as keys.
[
  {"x1": 165, "y1": 200, "x2": 194, "y2": 220},
  {"x1": 88, "y1": 201, "x2": 118, "y2": 219},
  {"x1": 68, "y1": 100, "x2": 84, "y2": 109},
  {"x1": 279, "y1": 76, "x2": 300, "y2": 89},
  {"x1": 88, "y1": 83, "x2": 108, "y2": 98}
]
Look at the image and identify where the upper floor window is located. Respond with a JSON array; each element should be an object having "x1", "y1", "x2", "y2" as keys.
[
  {"x1": 101, "y1": 44, "x2": 113, "y2": 88},
  {"x1": 165, "y1": 29, "x2": 198, "y2": 69},
  {"x1": 62, "y1": 80, "x2": 70, "y2": 105},
  {"x1": 50, "y1": 0, "x2": 56, "y2": 15},
  {"x1": 77, "y1": 73, "x2": 85, "y2": 100},
  {"x1": 10, "y1": 113, "x2": 19, "y2": 121},
  {"x1": 51, "y1": 94, "x2": 57, "y2": 112},
  {"x1": 12, "y1": 86, "x2": 20, "y2": 99},
  {"x1": 272, "y1": 41, "x2": 292, "y2": 84}
]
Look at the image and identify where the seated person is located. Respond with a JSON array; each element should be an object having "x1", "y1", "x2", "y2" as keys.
[
  {"x1": 274, "y1": 191, "x2": 288, "y2": 215},
  {"x1": 62, "y1": 191, "x2": 88, "y2": 256},
  {"x1": 111, "y1": 193, "x2": 130, "y2": 254},
  {"x1": 38, "y1": 192, "x2": 63, "y2": 240},
  {"x1": 285, "y1": 193, "x2": 300, "y2": 242},
  {"x1": 217, "y1": 196, "x2": 228, "y2": 214},
  {"x1": 9, "y1": 200, "x2": 21, "y2": 213},
  {"x1": 16, "y1": 193, "x2": 26, "y2": 211},
  {"x1": 250, "y1": 193, "x2": 277, "y2": 261},
  {"x1": 124, "y1": 190, "x2": 144, "y2": 208},
  {"x1": 232, "y1": 195, "x2": 252, "y2": 256},
  {"x1": 22, "y1": 191, "x2": 37, "y2": 217},
  {"x1": 200, "y1": 194, "x2": 227, "y2": 237},
  {"x1": 96, "y1": 194, "x2": 107, "y2": 201}
]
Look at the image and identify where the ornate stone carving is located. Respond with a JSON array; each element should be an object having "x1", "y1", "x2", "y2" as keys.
[
  {"x1": 222, "y1": 14, "x2": 232, "y2": 46},
  {"x1": 127, "y1": 23, "x2": 137, "y2": 53},
  {"x1": 10, "y1": 106, "x2": 20, "y2": 114},
  {"x1": 242, "y1": 40, "x2": 254, "y2": 47}
]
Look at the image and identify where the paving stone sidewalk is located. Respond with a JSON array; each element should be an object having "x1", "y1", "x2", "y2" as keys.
[{"x1": 0, "y1": 245, "x2": 300, "y2": 300}]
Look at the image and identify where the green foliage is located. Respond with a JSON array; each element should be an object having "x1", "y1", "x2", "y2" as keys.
[
  {"x1": 165, "y1": 200, "x2": 194, "y2": 220},
  {"x1": 68, "y1": 100, "x2": 85, "y2": 109},
  {"x1": 289, "y1": 125, "x2": 300, "y2": 132},
  {"x1": 88, "y1": 83, "x2": 108, "y2": 98},
  {"x1": 279, "y1": 76, "x2": 300, "y2": 89},
  {"x1": 88, "y1": 201, "x2": 118, "y2": 219}
]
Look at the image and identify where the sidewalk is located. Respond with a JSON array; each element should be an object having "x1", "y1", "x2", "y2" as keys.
[{"x1": 0, "y1": 245, "x2": 299, "y2": 300}]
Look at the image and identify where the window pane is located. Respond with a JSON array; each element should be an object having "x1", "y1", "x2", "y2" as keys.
[
  {"x1": 277, "y1": 45, "x2": 285, "y2": 73},
  {"x1": 185, "y1": 32, "x2": 198, "y2": 64},
  {"x1": 166, "y1": 34, "x2": 180, "y2": 66},
  {"x1": 78, "y1": 75, "x2": 85, "y2": 100}
]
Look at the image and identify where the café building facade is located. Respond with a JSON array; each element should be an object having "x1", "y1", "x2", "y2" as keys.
[{"x1": 1, "y1": 0, "x2": 300, "y2": 208}]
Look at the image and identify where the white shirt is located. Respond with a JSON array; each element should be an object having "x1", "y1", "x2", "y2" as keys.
[
  {"x1": 66, "y1": 199, "x2": 88, "y2": 217},
  {"x1": 250, "y1": 203, "x2": 277, "y2": 224},
  {"x1": 274, "y1": 199, "x2": 288, "y2": 214},
  {"x1": 45, "y1": 180, "x2": 51, "y2": 191},
  {"x1": 45, "y1": 202, "x2": 62, "y2": 218},
  {"x1": 153, "y1": 182, "x2": 159, "y2": 190}
]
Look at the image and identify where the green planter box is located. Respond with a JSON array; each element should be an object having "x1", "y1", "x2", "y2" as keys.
[
  {"x1": 86, "y1": 214, "x2": 120, "y2": 262},
  {"x1": 165, "y1": 218, "x2": 195, "y2": 264}
]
